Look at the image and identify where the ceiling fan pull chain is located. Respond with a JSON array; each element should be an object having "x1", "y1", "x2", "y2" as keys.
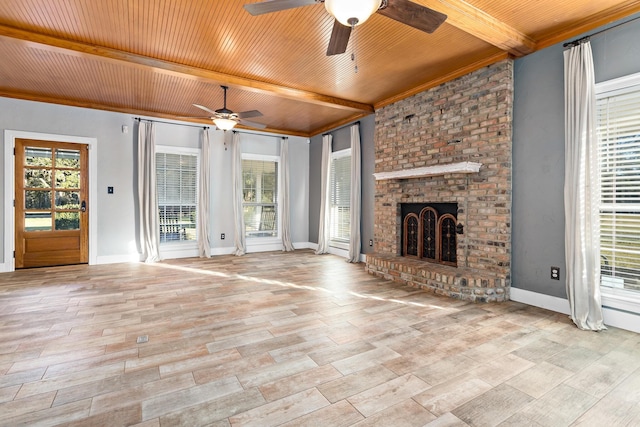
[{"x1": 352, "y1": 25, "x2": 359, "y2": 74}]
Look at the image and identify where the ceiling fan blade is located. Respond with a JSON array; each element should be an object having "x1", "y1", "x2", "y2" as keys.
[
  {"x1": 244, "y1": 0, "x2": 317, "y2": 16},
  {"x1": 326, "y1": 19, "x2": 352, "y2": 56},
  {"x1": 377, "y1": 0, "x2": 447, "y2": 34},
  {"x1": 239, "y1": 119, "x2": 268, "y2": 129},
  {"x1": 192, "y1": 104, "x2": 217, "y2": 115},
  {"x1": 237, "y1": 110, "x2": 263, "y2": 119}
]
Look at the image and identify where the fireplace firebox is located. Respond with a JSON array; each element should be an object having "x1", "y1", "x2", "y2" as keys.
[{"x1": 401, "y1": 203, "x2": 459, "y2": 266}]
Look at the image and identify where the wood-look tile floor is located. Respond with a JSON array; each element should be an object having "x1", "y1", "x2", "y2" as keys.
[{"x1": 1, "y1": 250, "x2": 639, "y2": 426}]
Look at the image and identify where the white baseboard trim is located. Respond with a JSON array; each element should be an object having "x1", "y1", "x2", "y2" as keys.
[
  {"x1": 0, "y1": 262, "x2": 8, "y2": 273},
  {"x1": 293, "y1": 242, "x2": 315, "y2": 250},
  {"x1": 96, "y1": 254, "x2": 140, "y2": 265},
  {"x1": 301, "y1": 243, "x2": 365, "y2": 262},
  {"x1": 602, "y1": 308, "x2": 640, "y2": 334},
  {"x1": 328, "y1": 246, "x2": 348, "y2": 259},
  {"x1": 246, "y1": 243, "x2": 285, "y2": 253},
  {"x1": 510, "y1": 287, "x2": 640, "y2": 334},
  {"x1": 160, "y1": 246, "x2": 199, "y2": 260},
  {"x1": 211, "y1": 247, "x2": 236, "y2": 256},
  {"x1": 510, "y1": 288, "x2": 570, "y2": 315},
  {"x1": 124, "y1": 242, "x2": 324, "y2": 259}
]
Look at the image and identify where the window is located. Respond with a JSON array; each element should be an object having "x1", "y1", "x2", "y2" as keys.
[
  {"x1": 330, "y1": 148, "x2": 351, "y2": 245},
  {"x1": 596, "y1": 74, "x2": 640, "y2": 290},
  {"x1": 242, "y1": 156, "x2": 279, "y2": 238},
  {"x1": 155, "y1": 147, "x2": 199, "y2": 244}
]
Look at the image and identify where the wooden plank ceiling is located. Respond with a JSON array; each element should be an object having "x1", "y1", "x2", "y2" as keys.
[{"x1": 0, "y1": 0, "x2": 639, "y2": 137}]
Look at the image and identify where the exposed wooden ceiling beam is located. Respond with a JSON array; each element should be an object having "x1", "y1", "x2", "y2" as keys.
[
  {"x1": 535, "y1": 1, "x2": 640, "y2": 50},
  {"x1": 311, "y1": 112, "x2": 374, "y2": 137},
  {"x1": 0, "y1": 24, "x2": 374, "y2": 115},
  {"x1": 0, "y1": 87, "x2": 310, "y2": 137},
  {"x1": 412, "y1": 0, "x2": 537, "y2": 56}
]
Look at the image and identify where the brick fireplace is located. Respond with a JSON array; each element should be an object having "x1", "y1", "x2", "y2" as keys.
[{"x1": 365, "y1": 60, "x2": 513, "y2": 302}]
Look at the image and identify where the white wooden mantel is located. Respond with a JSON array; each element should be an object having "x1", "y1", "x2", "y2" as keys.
[{"x1": 373, "y1": 162, "x2": 482, "y2": 181}]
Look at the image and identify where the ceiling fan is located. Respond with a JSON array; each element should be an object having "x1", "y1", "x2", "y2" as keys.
[
  {"x1": 244, "y1": 0, "x2": 447, "y2": 56},
  {"x1": 192, "y1": 86, "x2": 266, "y2": 131}
]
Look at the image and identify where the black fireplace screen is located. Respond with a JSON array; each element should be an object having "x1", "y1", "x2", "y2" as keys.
[{"x1": 401, "y1": 203, "x2": 458, "y2": 266}]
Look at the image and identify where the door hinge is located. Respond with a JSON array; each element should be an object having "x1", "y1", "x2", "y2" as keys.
[{"x1": 13, "y1": 251, "x2": 15, "y2": 258}]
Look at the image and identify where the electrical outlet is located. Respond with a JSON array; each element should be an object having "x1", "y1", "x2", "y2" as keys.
[
  {"x1": 221, "y1": 233, "x2": 225, "y2": 240},
  {"x1": 551, "y1": 266, "x2": 560, "y2": 280},
  {"x1": 369, "y1": 239, "x2": 373, "y2": 247},
  {"x1": 107, "y1": 186, "x2": 114, "y2": 194}
]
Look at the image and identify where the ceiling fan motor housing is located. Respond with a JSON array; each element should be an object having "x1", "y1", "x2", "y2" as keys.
[
  {"x1": 324, "y1": 0, "x2": 382, "y2": 27},
  {"x1": 215, "y1": 108, "x2": 238, "y2": 119}
]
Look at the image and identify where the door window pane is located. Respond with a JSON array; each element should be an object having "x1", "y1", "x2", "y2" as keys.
[
  {"x1": 55, "y1": 191, "x2": 81, "y2": 209},
  {"x1": 55, "y1": 148, "x2": 81, "y2": 168},
  {"x1": 25, "y1": 190, "x2": 51, "y2": 210},
  {"x1": 55, "y1": 170, "x2": 81, "y2": 189},
  {"x1": 55, "y1": 212, "x2": 80, "y2": 230},
  {"x1": 25, "y1": 212, "x2": 52, "y2": 231},
  {"x1": 25, "y1": 169, "x2": 52, "y2": 188},
  {"x1": 25, "y1": 147, "x2": 52, "y2": 167}
]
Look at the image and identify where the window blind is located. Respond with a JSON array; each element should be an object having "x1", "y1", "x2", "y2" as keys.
[
  {"x1": 330, "y1": 152, "x2": 351, "y2": 242},
  {"x1": 156, "y1": 152, "x2": 198, "y2": 242},
  {"x1": 597, "y1": 87, "x2": 640, "y2": 288}
]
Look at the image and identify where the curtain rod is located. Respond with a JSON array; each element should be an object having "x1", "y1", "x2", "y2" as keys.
[
  {"x1": 563, "y1": 15, "x2": 640, "y2": 48},
  {"x1": 232, "y1": 129, "x2": 288, "y2": 139},
  {"x1": 322, "y1": 121, "x2": 360, "y2": 137},
  {"x1": 134, "y1": 117, "x2": 209, "y2": 130}
]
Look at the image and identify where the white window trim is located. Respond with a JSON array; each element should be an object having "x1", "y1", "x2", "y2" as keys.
[
  {"x1": 595, "y1": 71, "x2": 640, "y2": 315},
  {"x1": 329, "y1": 148, "x2": 351, "y2": 250},
  {"x1": 155, "y1": 145, "x2": 200, "y2": 255},
  {"x1": 241, "y1": 153, "x2": 282, "y2": 245},
  {"x1": 596, "y1": 71, "x2": 640, "y2": 96}
]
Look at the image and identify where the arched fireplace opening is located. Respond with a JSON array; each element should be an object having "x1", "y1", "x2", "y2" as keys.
[{"x1": 401, "y1": 203, "x2": 459, "y2": 267}]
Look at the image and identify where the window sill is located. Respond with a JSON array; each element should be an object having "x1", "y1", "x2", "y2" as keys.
[
  {"x1": 601, "y1": 287, "x2": 640, "y2": 315},
  {"x1": 160, "y1": 241, "x2": 197, "y2": 249},
  {"x1": 247, "y1": 236, "x2": 280, "y2": 244},
  {"x1": 330, "y1": 241, "x2": 349, "y2": 251}
]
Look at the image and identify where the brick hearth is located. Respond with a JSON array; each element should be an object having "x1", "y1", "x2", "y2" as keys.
[{"x1": 366, "y1": 253, "x2": 508, "y2": 303}]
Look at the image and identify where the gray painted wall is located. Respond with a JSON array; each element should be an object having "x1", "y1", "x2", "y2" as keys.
[
  {"x1": 0, "y1": 98, "x2": 136, "y2": 262},
  {"x1": 1, "y1": 97, "x2": 309, "y2": 267},
  {"x1": 512, "y1": 14, "x2": 640, "y2": 297},
  {"x1": 308, "y1": 114, "x2": 375, "y2": 254}
]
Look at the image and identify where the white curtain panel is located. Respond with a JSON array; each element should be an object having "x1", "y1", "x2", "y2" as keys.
[
  {"x1": 197, "y1": 128, "x2": 212, "y2": 258},
  {"x1": 348, "y1": 124, "x2": 362, "y2": 263},
  {"x1": 137, "y1": 121, "x2": 161, "y2": 263},
  {"x1": 563, "y1": 41, "x2": 606, "y2": 331},
  {"x1": 232, "y1": 132, "x2": 246, "y2": 256},
  {"x1": 280, "y1": 138, "x2": 295, "y2": 252},
  {"x1": 315, "y1": 134, "x2": 332, "y2": 254}
]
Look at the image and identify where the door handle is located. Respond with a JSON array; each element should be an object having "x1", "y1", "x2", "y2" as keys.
[{"x1": 81, "y1": 201, "x2": 86, "y2": 212}]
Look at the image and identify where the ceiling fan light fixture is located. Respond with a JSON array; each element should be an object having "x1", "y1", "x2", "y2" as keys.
[
  {"x1": 325, "y1": 0, "x2": 382, "y2": 27},
  {"x1": 213, "y1": 118, "x2": 237, "y2": 131}
]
